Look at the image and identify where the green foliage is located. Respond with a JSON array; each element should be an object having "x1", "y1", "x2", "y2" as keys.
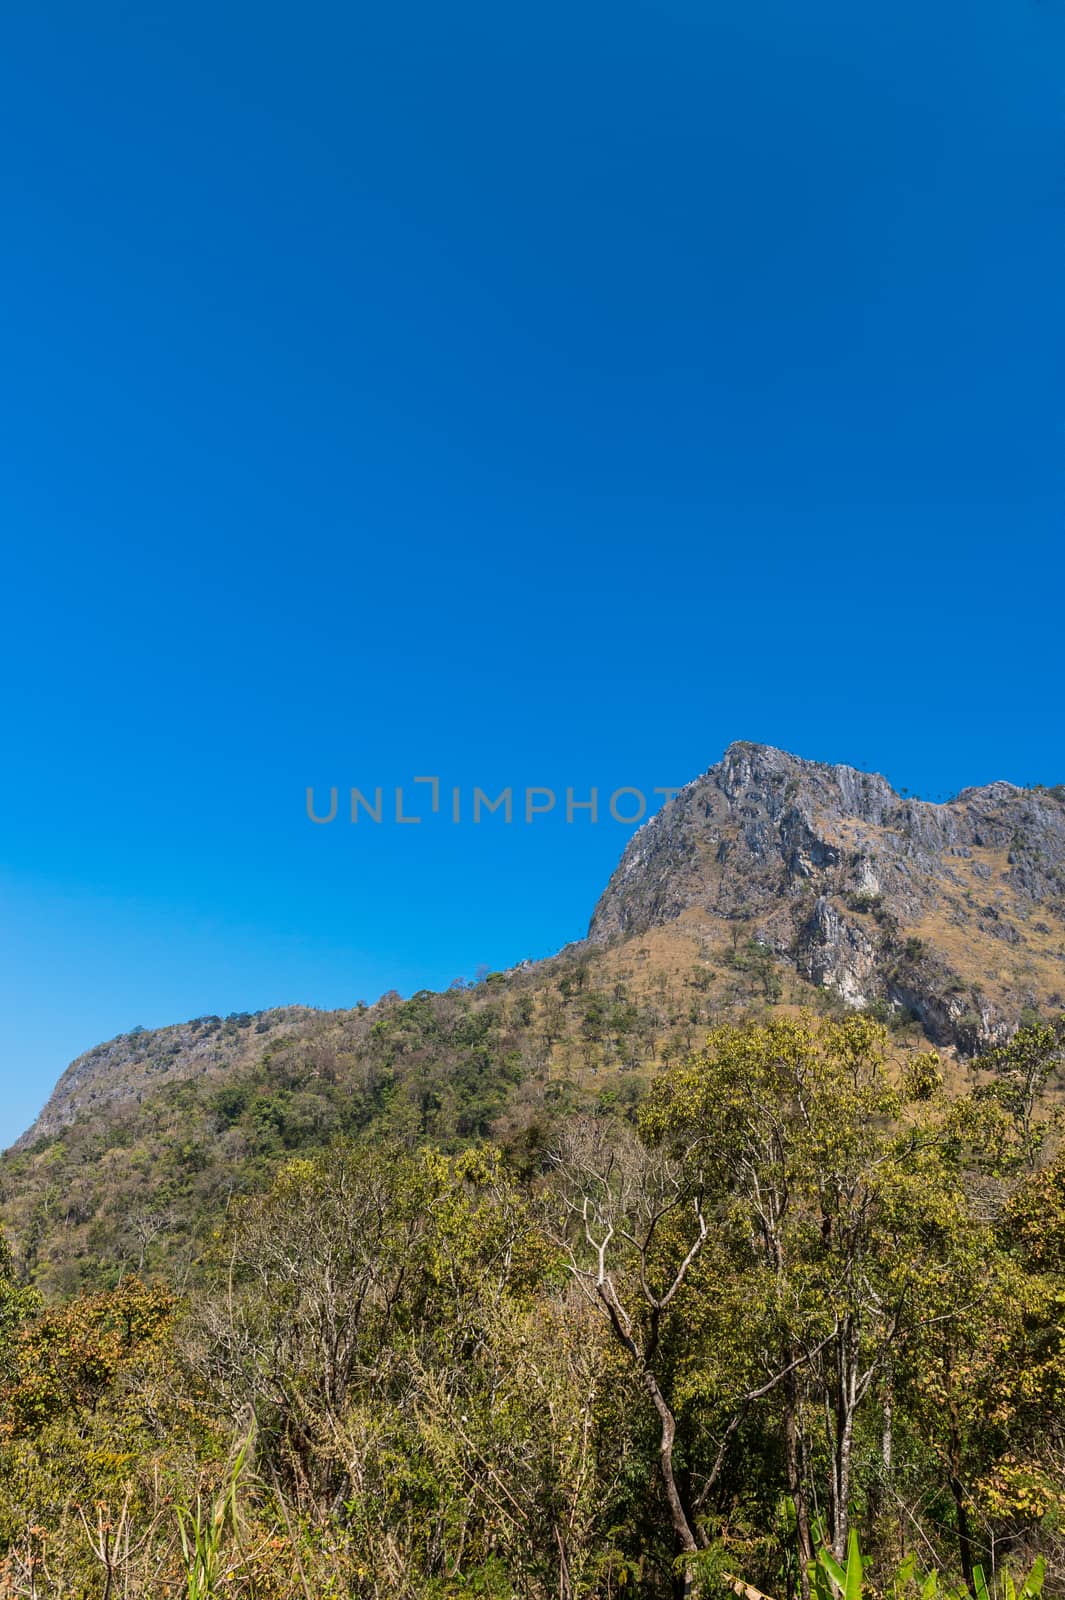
[
  {"x1": 974, "y1": 1016, "x2": 1065, "y2": 1167},
  {"x1": 810, "y1": 1528, "x2": 864, "y2": 1600},
  {"x1": 0, "y1": 1229, "x2": 40, "y2": 1383},
  {"x1": 1, "y1": 1275, "x2": 173, "y2": 1439},
  {"x1": 729, "y1": 1537, "x2": 1047, "y2": 1600},
  {"x1": 177, "y1": 1436, "x2": 251, "y2": 1599},
  {"x1": 2, "y1": 1016, "x2": 1065, "y2": 1597}
]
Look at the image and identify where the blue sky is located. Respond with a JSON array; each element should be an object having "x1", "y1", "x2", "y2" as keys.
[{"x1": 1, "y1": 0, "x2": 1063, "y2": 1146}]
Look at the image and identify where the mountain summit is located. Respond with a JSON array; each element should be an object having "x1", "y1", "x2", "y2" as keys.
[{"x1": 590, "y1": 741, "x2": 1065, "y2": 1049}]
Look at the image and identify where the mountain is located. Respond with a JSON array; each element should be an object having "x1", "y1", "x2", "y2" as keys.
[
  {"x1": 16, "y1": 1007, "x2": 321, "y2": 1150},
  {"x1": 590, "y1": 741, "x2": 1065, "y2": 1051},
  {"x1": 5, "y1": 741, "x2": 1065, "y2": 1291}
]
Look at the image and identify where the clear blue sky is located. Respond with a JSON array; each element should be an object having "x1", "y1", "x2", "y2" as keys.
[{"x1": 1, "y1": 0, "x2": 1063, "y2": 1146}]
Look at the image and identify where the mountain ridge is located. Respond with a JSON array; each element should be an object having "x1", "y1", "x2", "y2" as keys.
[
  {"x1": 12, "y1": 1005, "x2": 323, "y2": 1151},
  {"x1": 13, "y1": 742, "x2": 1065, "y2": 1156}
]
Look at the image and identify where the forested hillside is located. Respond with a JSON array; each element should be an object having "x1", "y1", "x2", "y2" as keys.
[{"x1": 1, "y1": 1013, "x2": 1064, "y2": 1598}]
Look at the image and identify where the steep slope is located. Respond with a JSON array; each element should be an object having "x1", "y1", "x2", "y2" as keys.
[
  {"x1": 14, "y1": 1007, "x2": 322, "y2": 1150},
  {"x1": 590, "y1": 741, "x2": 1065, "y2": 1049}
]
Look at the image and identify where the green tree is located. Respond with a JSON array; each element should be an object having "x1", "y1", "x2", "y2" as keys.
[{"x1": 640, "y1": 1015, "x2": 950, "y2": 1581}]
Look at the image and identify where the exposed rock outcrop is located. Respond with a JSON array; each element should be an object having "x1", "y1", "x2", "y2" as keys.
[
  {"x1": 15, "y1": 1006, "x2": 320, "y2": 1149},
  {"x1": 589, "y1": 742, "x2": 1065, "y2": 1050}
]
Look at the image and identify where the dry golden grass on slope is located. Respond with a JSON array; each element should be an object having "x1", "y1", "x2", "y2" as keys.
[
  {"x1": 529, "y1": 916, "x2": 895, "y2": 1093},
  {"x1": 907, "y1": 846, "x2": 1065, "y2": 1012}
]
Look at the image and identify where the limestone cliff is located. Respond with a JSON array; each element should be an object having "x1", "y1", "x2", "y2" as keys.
[{"x1": 589, "y1": 741, "x2": 1065, "y2": 1050}]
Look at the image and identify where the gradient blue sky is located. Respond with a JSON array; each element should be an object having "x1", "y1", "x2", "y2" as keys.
[{"x1": 1, "y1": 0, "x2": 1063, "y2": 1146}]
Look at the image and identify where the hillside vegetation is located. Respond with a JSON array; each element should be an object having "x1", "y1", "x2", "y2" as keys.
[
  {"x1": 2, "y1": 1013, "x2": 1064, "y2": 1598},
  {"x1": 3, "y1": 932, "x2": 842, "y2": 1295}
]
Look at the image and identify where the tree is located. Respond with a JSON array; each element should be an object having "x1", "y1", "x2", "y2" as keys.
[
  {"x1": 0, "y1": 1228, "x2": 39, "y2": 1386},
  {"x1": 974, "y1": 1016, "x2": 1065, "y2": 1169},
  {"x1": 640, "y1": 1014, "x2": 939, "y2": 1579},
  {"x1": 551, "y1": 1119, "x2": 711, "y2": 1590}
]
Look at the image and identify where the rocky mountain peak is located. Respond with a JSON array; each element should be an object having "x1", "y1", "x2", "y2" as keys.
[{"x1": 590, "y1": 743, "x2": 1065, "y2": 1051}]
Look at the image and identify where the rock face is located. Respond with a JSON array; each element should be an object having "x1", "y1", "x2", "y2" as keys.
[
  {"x1": 15, "y1": 1007, "x2": 320, "y2": 1150},
  {"x1": 589, "y1": 742, "x2": 1065, "y2": 1051}
]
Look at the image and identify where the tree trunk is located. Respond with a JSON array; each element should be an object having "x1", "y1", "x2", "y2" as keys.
[
  {"x1": 643, "y1": 1368, "x2": 699, "y2": 1593},
  {"x1": 882, "y1": 1388, "x2": 893, "y2": 1478},
  {"x1": 784, "y1": 1367, "x2": 812, "y2": 1600},
  {"x1": 835, "y1": 1403, "x2": 854, "y2": 1561},
  {"x1": 829, "y1": 1314, "x2": 860, "y2": 1561},
  {"x1": 948, "y1": 1412, "x2": 974, "y2": 1588},
  {"x1": 644, "y1": 1368, "x2": 698, "y2": 1550},
  {"x1": 950, "y1": 1473, "x2": 974, "y2": 1590}
]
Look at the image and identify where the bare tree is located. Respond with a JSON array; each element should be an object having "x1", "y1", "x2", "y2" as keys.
[
  {"x1": 550, "y1": 1121, "x2": 709, "y2": 1590},
  {"x1": 549, "y1": 1117, "x2": 845, "y2": 1597}
]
